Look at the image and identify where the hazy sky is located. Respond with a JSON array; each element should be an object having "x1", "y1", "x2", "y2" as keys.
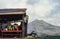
[{"x1": 0, "y1": 0, "x2": 60, "y2": 26}]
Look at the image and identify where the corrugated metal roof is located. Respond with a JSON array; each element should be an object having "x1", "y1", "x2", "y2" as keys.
[{"x1": 0, "y1": 8, "x2": 26, "y2": 13}]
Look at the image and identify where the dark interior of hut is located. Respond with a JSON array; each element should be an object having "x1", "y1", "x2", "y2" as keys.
[{"x1": 0, "y1": 14, "x2": 23, "y2": 32}]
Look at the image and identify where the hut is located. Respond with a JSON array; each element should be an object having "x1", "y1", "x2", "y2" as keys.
[{"x1": 0, "y1": 8, "x2": 28, "y2": 37}]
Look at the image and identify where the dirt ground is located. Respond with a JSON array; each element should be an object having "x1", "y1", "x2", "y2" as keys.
[
  {"x1": 0, "y1": 37, "x2": 34, "y2": 39},
  {"x1": 0, "y1": 36, "x2": 36, "y2": 39},
  {"x1": 0, "y1": 38, "x2": 27, "y2": 39}
]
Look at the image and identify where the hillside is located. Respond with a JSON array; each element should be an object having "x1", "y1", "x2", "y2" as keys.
[{"x1": 27, "y1": 19, "x2": 60, "y2": 36}]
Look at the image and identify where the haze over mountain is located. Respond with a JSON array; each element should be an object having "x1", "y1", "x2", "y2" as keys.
[{"x1": 27, "y1": 19, "x2": 60, "y2": 36}]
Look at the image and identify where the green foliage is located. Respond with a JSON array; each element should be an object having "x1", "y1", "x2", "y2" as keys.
[
  {"x1": 36, "y1": 36, "x2": 60, "y2": 39},
  {"x1": 28, "y1": 36, "x2": 60, "y2": 39}
]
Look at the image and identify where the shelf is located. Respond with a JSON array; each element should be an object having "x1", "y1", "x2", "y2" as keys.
[{"x1": 1, "y1": 30, "x2": 22, "y2": 32}]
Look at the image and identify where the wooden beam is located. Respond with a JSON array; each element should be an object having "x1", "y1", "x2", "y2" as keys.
[
  {"x1": 22, "y1": 15, "x2": 25, "y2": 37},
  {"x1": 0, "y1": 12, "x2": 25, "y2": 15}
]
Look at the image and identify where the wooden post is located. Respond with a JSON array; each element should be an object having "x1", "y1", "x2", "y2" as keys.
[
  {"x1": 22, "y1": 14, "x2": 25, "y2": 37},
  {"x1": 24, "y1": 15, "x2": 28, "y2": 37}
]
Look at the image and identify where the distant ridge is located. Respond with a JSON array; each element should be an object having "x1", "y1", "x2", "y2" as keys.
[{"x1": 28, "y1": 19, "x2": 60, "y2": 36}]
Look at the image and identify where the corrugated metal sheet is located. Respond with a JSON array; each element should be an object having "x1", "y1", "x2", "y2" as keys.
[{"x1": 0, "y1": 9, "x2": 26, "y2": 13}]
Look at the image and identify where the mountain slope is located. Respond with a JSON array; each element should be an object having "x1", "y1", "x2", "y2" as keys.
[{"x1": 27, "y1": 19, "x2": 60, "y2": 36}]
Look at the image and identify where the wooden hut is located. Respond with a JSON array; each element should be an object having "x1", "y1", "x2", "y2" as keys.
[{"x1": 0, "y1": 8, "x2": 28, "y2": 38}]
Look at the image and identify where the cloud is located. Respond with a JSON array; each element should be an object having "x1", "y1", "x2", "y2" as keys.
[
  {"x1": 43, "y1": 0, "x2": 60, "y2": 26},
  {"x1": 27, "y1": 0, "x2": 40, "y2": 5},
  {"x1": 0, "y1": 0, "x2": 60, "y2": 26},
  {"x1": 26, "y1": 0, "x2": 55, "y2": 23}
]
